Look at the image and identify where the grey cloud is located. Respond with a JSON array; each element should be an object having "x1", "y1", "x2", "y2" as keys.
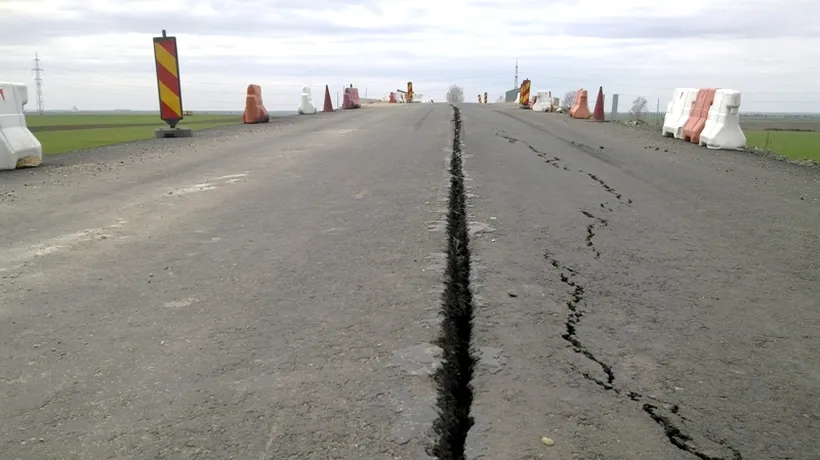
[
  {"x1": 41, "y1": 52, "x2": 660, "y2": 90},
  {"x1": 563, "y1": 20, "x2": 818, "y2": 40},
  {"x1": 549, "y1": 3, "x2": 820, "y2": 40},
  {"x1": 1, "y1": 2, "x2": 428, "y2": 46}
]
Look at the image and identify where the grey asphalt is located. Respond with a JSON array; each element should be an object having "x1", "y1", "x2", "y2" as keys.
[{"x1": 1, "y1": 103, "x2": 818, "y2": 460}]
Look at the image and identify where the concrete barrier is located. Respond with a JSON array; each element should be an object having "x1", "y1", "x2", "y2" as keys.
[
  {"x1": 699, "y1": 89, "x2": 746, "y2": 150},
  {"x1": 0, "y1": 82, "x2": 42, "y2": 170},
  {"x1": 298, "y1": 86, "x2": 317, "y2": 115},
  {"x1": 662, "y1": 88, "x2": 698, "y2": 139}
]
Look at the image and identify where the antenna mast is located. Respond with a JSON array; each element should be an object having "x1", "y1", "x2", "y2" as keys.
[
  {"x1": 32, "y1": 53, "x2": 44, "y2": 115},
  {"x1": 514, "y1": 58, "x2": 519, "y2": 89}
]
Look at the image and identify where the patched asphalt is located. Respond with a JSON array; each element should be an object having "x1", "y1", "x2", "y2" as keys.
[{"x1": 1, "y1": 103, "x2": 818, "y2": 459}]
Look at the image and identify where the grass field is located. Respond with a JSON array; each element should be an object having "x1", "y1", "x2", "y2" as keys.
[
  {"x1": 612, "y1": 113, "x2": 820, "y2": 162},
  {"x1": 26, "y1": 114, "x2": 243, "y2": 155},
  {"x1": 745, "y1": 130, "x2": 820, "y2": 162}
]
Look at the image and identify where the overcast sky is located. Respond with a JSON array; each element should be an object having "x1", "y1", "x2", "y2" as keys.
[{"x1": 2, "y1": 0, "x2": 819, "y2": 113}]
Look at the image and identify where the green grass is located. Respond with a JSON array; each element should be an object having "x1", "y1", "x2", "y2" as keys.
[
  {"x1": 745, "y1": 130, "x2": 820, "y2": 162},
  {"x1": 26, "y1": 113, "x2": 236, "y2": 128},
  {"x1": 34, "y1": 121, "x2": 242, "y2": 155}
]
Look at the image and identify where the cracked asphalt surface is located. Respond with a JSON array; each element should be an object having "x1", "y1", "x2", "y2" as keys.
[{"x1": 1, "y1": 103, "x2": 818, "y2": 460}]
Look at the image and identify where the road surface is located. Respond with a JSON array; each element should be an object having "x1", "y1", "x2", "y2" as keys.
[{"x1": 0, "y1": 104, "x2": 817, "y2": 460}]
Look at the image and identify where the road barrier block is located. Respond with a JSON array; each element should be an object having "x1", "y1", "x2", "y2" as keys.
[
  {"x1": 343, "y1": 86, "x2": 361, "y2": 109},
  {"x1": 699, "y1": 89, "x2": 746, "y2": 150},
  {"x1": 0, "y1": 82, "x2": 42, "y2": 171},
  {"x1": 298, "y1": 86, "x2": 317, "y2": 115},
  {"x1": 683, "y1": 88, "x2": 717, "y2": 144},
  {"x1": 569, "y1": 89, "x2": 591, "y2": 119},
  {"x1": 531, "y1": 91, "x2": 551, "y2": 112},
  {"x1": 662, "y1": 88, "x2": 699, "y2": 139},
  {"x1": 243, "y1": 84, "x2": 270, "y2": 124}
]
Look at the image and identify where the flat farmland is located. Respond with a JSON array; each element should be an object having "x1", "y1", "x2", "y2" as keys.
[
  {"x1": 26, "y1": 113, "x2": 243, "y2": 155},
  {"x1": 612, "y1": 113, "x2": 820, "y2": 162},
  {"x1": 740, "y1": 118, "x2": 820, "y2": 162}
]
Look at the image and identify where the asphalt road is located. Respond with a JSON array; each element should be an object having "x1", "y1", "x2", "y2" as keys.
[{"x1": 1, "y1": 104, "x2": 818, "y2": 460}]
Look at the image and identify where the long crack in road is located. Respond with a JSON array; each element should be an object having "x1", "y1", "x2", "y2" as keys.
[{"x1": 1, "y1": 103, "x2": 818, "y2": 459}]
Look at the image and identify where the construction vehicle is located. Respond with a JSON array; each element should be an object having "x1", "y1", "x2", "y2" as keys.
[{"x1": 395, "y1": 88, "x2": 423, "y2": 103}]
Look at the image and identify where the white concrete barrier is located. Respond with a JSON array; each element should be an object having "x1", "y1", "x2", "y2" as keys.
[
  {"x1": 298, "y1": 86, "x2": 317, "y2": 115},
  {"x1": 531, "y1": 91, "x2": 551, "y2": 112},
  {"x1": 699, "y1": 89, "x2": 746, "y2": 150},
  {"x1": 0, "y1": 82, "x2": 42, "y2": 170},
  {"x1": 661, "y1": 87, "x2": 698, "y2": 139}
]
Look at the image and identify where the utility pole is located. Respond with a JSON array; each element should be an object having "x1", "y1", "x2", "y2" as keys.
[
  {"x1": 32, "y1": 53, "x2": 44, "y2": 115},
  {"x1": 514, "y1": 58, "x2": 519, "y2": 89}
]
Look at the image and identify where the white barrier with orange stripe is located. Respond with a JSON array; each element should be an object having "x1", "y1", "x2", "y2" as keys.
[
  {"x1": 0, "y1": 82, "x2": 42, "y2": 170},
  {"x1": 661, "y1": 87, "x2": 746, "y2": 150}
]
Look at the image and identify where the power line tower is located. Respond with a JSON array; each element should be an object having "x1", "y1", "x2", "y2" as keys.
[
  {"x1": 514, "y1": 58, "x2": 519, "y2": 89},
  {"x1": 32, "y1": 53, "x2": 44, "y2": 115}
]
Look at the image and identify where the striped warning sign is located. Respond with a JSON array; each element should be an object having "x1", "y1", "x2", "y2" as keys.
[
  {"x1": 153, "y1": 31, "x2": 183, "y2": 127},
  {"x1": 519, "y1": 79, "x2": 531, "y2": 106}
]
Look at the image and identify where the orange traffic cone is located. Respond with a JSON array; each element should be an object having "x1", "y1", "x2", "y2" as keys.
[
  {"x1": 592, "y1": 86, "x2": 605, "y2": 121},
  {"x1": 323, "y1": 85, "x2": 334, "y2": 112}
]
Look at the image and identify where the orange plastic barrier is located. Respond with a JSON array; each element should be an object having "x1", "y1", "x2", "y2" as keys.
[
  {"x1": 343, "y1": 86, "x2": 361, "y2": 109},
  {"x1": 567, "y1": 90, "x2": 580, "y2": 116},
  {"x1": 683, "y1": 88, "x2": 717, "y2": 144},
  {"x1": 569, "y1": 89, "x2": 590, "y2": 119},
  {"x1": 242, "y1": 84, "x2": 269, "y2": 124}
]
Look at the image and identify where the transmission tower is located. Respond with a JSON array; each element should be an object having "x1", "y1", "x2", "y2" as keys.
[
  {"x1": 32, "y1": 53, "x2": 44, "y2": 115},
  {"x1": 514, "y1": 58, "x2": 519, "y2": 89}
]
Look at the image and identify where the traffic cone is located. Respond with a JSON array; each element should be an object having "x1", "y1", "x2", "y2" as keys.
[
  {"x1": 323, "y1": 85, "x2": 334, "y2": 112},
  {"x1": 592, "y1": 86, "x2": 605, "y2": 121}
]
